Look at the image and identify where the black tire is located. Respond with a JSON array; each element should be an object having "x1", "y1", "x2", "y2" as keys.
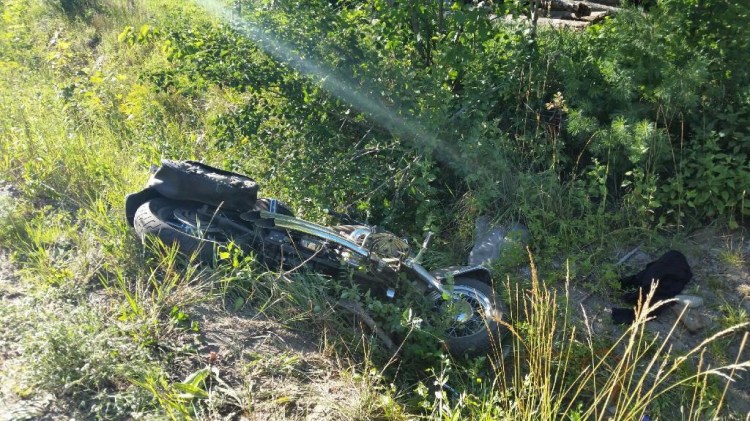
[
  {"x1": 133, "y1": 198, "x2": 237, "y2": 264},
  {"x1": 430, "y1": 277, "x2": 508, "y2": 356}
]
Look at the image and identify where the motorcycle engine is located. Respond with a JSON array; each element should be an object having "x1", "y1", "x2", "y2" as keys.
[
  {"x1": 367, "y1": 232, "x2": 410, "y2": 259},
  {"x1": 346, "y1": 227, "x2": 409, "y2": 259}
]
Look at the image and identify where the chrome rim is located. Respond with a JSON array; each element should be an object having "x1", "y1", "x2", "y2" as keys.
[
  {"x1": 165, "y1": 206, "x2": 228, "y2": 240},
  {"x1": 431, "y1": 285, "x2": 493, "y2": 338}
]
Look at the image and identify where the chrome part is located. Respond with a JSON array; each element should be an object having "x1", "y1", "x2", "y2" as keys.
[
  {"x1": 403, "y1": 259, "x2": 448, "y2": 294},
  {"x1": 431, "y1": 265, "x2": 492, "y2": 285},
  {"x1": 412, "y1": 231, "x2": 433, "y2": 264},
  {"x1": 452, "y1": 301, "x2": 473, "y2": 323},
  {"x1": 340, "y1": 250, "x2": 361, "y2": 267},
  {"x1": 171, "y1": 208, "x2": 224, "y2": 237},
  {"x1": 298, "y1": 238, "x2": 323, "y2": 252},
  {"x1": 367, "y1": 233, "x2": 409, "y2": 259},
  {"x1": 259, "y1": 212, "x2": 447, "y2": 296},
  {"x1": 261, "y1": 211, "x2": 369, "y2": 257},
  {"x1": 429, "y1": 285, "x2": 493, "y2": 338},
  {"x1": 348, "y1": 227, "x2": 372, "y2": 245}
]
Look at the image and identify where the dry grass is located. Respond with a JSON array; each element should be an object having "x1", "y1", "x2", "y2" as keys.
[{"x1": 422, "y1": 253, "x2": 750, "y2": 420}]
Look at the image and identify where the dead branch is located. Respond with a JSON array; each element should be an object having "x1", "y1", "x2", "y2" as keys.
[{"x1": 337, "y1": 300, "x2": 396, "y2": 351}]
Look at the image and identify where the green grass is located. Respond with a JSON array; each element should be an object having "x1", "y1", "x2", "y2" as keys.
[
  {"x1": 1, "y1": 0, "x2": 749, "y2": 419},
  {"x1": 718, "y1": 235, "x2": 747, "y2": 269}
]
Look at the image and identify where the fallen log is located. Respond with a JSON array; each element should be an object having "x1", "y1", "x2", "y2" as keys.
[
  {"x1": 541, "y1": 0, "x2": 592, "y2": 16},
  {"x1": 504, "y1": 9, "x2": 612, "y2": 29},
  {"x1": 587, "y1": 0, "x2": 622, "y2": 6},
  {"x1": 546, "y1": 10, "x2": 579, "y2": 19},
  {"x1": 579, "y1": 1, "x2": 622, "y2": 13},
  {"x1": 537, "y1": 17, "x2": 591, "y2": 28},
  {"x1": 580, "y1": 10, "x2": 610, "y2": 22},
  {"x1": 541, "y1": 0, "x2": 621, "y2": 14},
  {"x1": 545, "y1": 10, "x2": 610, "y2": 20}
]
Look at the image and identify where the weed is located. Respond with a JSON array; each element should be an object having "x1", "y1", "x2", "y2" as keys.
[
  {"x1": 2, "y1": 0, "x2": 749, "y2": 418},
  {"x1": 105, "y1": 240, "x2": 211, "y2": 346},
  {"x1": 412, "y1": 257, "x2": 750, "y2": 419},
  {"x1": 718, "y1": 234, "x2": 747, "y2": 268},
  {"x1": 719, "y1": 303, "x2": 750, "y2": 330},
  {"x1": 0, "y1": 293, "x2": 155, "y2": 417}
]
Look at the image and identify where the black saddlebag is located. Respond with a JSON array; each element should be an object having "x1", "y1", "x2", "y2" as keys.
[{"x1": 148, "y1": 160, "x2": 258, "y2": 211}]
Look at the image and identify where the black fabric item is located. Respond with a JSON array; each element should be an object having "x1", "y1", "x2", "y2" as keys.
[
  {"x1": 611, "y1": 307, "x2": 636, "y2": 324},
  {"x1": 147, "y1": 160, "x2": 258, "y2": 211},
  {"x1": 611, "y1": 250, "x2": 692, "y2": 324}
]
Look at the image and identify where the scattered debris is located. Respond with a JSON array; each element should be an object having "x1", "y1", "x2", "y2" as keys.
[
  {"x1": 670, "y1": 305, "x2": 710, "y2": 334},
  {"x1": 674, "y1": 294, "x2": 704, "y2": 308},
  {"x1": 616, "y1": 245, "x2": 642, "y2": 266},
  {"x1": 611, "y1": 250, "x2": 693, "y2": 324},
  {"x1": 468, "y1": 217, "x2": 529, "y2": 266}
]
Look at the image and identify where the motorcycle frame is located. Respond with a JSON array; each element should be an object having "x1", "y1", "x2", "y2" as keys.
[
  {"x1": 257, "y1": 211, "x2": 450, "y2": 295},
  {"x1": 126, "y1": 188, "x2": 491, "y2": 296}
]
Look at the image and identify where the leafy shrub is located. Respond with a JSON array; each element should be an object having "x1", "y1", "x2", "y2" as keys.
[{"x1": 55, "y1": 0, "x2": 103, "y2": 20}]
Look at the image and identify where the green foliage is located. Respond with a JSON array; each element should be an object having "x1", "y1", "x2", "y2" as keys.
[
  {"x1": 550, "y1": 0, "x2": 750, "y2": 226},
  {"x1": 0, "y1": 297, "x2": 155, "y2": 417},
  {"x1": 2, "y1": 0, "x2": 750, "y2": 418},
  {"x1": 113, "y1": 0, "x2": 750, "y2": 236},
  {"x1": 51, "y1": 0, "x2": 104, "y2": 21}
]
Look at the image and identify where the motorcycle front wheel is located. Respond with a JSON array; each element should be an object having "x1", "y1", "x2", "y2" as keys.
[
  {"x1": 429, "y1": 277, "x2": 508, "y2": 356},
  {"x1": 134, "y1": 198, "x2": 244, "y2": 264}
]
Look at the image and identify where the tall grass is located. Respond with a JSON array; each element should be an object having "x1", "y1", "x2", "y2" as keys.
[
  {"x1": 1, "y1": 0, "x2": 749, "y2": 419},
  {"x1": 419, "y1": 254, "x2": 749, "y2": 420}
]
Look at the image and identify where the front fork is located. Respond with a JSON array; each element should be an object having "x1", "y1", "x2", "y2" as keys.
[
  {"x1": 404, "y1": 232, "x2": 495, "y2": 296},
  {"x1": 405, "y1": 231, "x2": 451, "y2": 295},
  {"x1": 403, "y1": 258, "x2": 450, "y2": 295}
]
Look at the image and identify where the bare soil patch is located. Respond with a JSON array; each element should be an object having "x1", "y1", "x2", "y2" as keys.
[
  {"x1": 175, "y1": 302, "x2": 376, "y2": 420},
  {"x1": 566, "y1": 227, "x2": 750, "y2": 418}
]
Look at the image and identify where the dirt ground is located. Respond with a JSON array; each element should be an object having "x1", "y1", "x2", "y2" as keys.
[
  {"x1": 1, "y1": 174, "x2": 748, "y2": 419},
  {"x1": 565, "y1": 228, "x2": 750, "y2": 418},
  {"x1": 173, "y1": 303, "x2": 381, "y2": 420},
  {"x1": 0, "y1": 248, "x2": 381, "y2": 420}
]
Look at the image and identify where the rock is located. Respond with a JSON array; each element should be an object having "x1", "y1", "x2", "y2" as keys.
[
  {"x1": 670, "y1": 305, "x2": 709, "y2": 334},
  {"x1": 724, "y1": 388, "x2": 750, "y2": 419},
  {"x1": 741, "y1": 300, "x2": 750, "y2": 316},
  {"x1": 737, "y1": 284, "x2": 750, "y2": 299},
  {"x1": 468, "y1": 216, "x2": 529, "y2": 266},
  {"x1": 674, "y1": 294, "x2": 704, "y2": 308},
  {"x1": 1, "y1": 392, "x2": 54, "y2": 421}
]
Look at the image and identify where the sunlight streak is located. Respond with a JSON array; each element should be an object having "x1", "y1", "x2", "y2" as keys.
[{"x1": 193, "y1": 0, "x2": 463, "y2": 170}]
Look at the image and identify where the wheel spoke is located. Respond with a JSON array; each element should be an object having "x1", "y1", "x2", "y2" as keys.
[
  {"x1": 431, "y1": 284, "x2": 494, "y2": 339},
  {"x1": 166, "y1": 207, "x2": 231, "y2": 241}
]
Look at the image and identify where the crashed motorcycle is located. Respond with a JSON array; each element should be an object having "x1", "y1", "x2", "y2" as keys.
[{"x1": 125, "y1": 160, "x2": 507, "y2": 355}]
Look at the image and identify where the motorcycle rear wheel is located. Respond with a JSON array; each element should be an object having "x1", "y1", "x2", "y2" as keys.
[
  {"x1": 134, "y1": 198, "x2": 242, "y2": 264},
  {"x1": 430, "y1": 277, "x2": 508, "y2": 356}
]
